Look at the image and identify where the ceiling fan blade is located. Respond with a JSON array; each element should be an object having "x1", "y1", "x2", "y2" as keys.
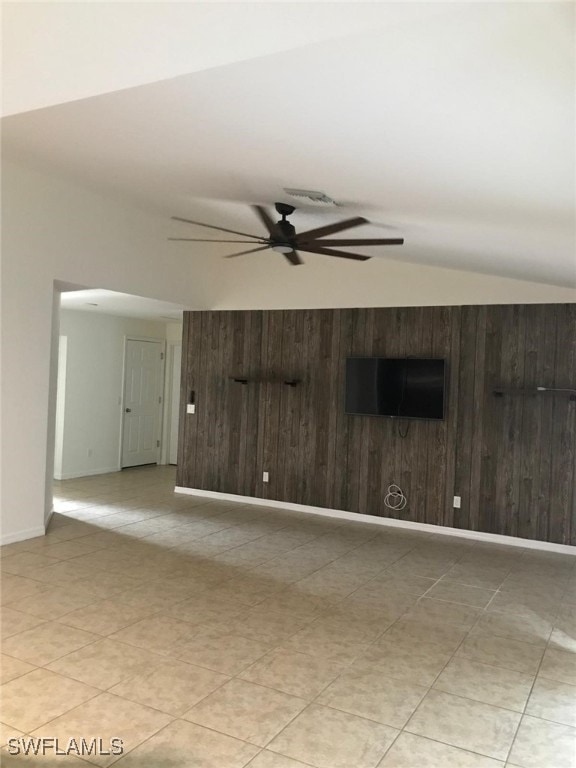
[
  {"x1": 224, "y1": 245, "x2": 272, "y2": 258},
  {"x1": 168, "y1": 238, "x2": 268, "y2": 243},
  {"x1": 284, "y1": 250, "x2": 303, "y2": 266},
  {"x1": 297, "y1": 217, "x2": 368, "y2": 242},
  {"x1": 252, "y1": 205, "x2": 277, "y2": 236},
  {"x1": 299, "y1": 245, "x2": 371, "y2": 261},
  {"x1": 171, "y1": 216, "x2": 263, "y2": 240},
  {"x1": 306, "y1": 237, "x2": 404, "y2": 247}
]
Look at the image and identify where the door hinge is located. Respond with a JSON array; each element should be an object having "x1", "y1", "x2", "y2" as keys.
[
  {"x1": 160, "y1": 352, "x2": 164, "y2": 360},
  {"x1": 156, "y1": 439, "x2": 160, "y2": 447},
  {"x1": 158, "y1": 396, "x2": 162, "y2": 403}
]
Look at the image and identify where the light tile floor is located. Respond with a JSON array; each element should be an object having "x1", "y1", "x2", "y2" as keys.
[{"x1": 1, "y1": 465, "x2": 575, "y2": 767}]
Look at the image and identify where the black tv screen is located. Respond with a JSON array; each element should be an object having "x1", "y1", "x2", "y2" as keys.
[{"x1": 345, "y1": 357, "x2": 446, "y2": 420}]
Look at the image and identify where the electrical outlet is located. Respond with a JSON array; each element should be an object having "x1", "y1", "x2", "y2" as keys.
[
  {"x1": 263, "y1": 471, "x2": 269, "y2": 483},
  {"x1": 87, "y1": 448, "x2": 93, "y2": 458},
  {"x1": 186, "y1": 404, "x2": 195, "y2": 414},
  {"x1": 453, "y1": 495, "x2": 461, "y2": 509}
]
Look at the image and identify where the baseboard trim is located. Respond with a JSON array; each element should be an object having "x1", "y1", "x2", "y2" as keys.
[
  {"x1": 0, "y1": 525, "x2": 47, "y2": 546},
  {"x1": 54, "y1": 465, "x2": 120, "y2": 481},
  {"x1": 174, "y1": 487, "x2": 575, "y2": 555}
]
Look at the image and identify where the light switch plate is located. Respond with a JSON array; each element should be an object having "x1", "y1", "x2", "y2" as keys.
[
  {"x1": 453, "y1": 495, "x2": 461, "y2": 508},
  {"x1": 187, "y1": 404, "x2": 196, "y2": 414}
]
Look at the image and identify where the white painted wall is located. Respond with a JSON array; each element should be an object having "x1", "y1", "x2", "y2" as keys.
[
  {"x1": 56, "y1": 310, "x2": 168, "y2": 480},
  {"x1": 1, "y1": 157, "x2": 574, "y2": 544},
  {"x1": 1, "y1": 158, "x2": 217, "y2": 544},
  {"x1": 53, "y1": 336, "x2": 68, "y2": 480}
]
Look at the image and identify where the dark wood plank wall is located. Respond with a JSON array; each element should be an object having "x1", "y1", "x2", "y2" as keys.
[{"x1": 176, "y1": 304, "x2": 576, "y2": 545}]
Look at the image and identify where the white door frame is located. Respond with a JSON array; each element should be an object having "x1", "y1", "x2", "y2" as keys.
[
  {"x1": 160, "y1": 340, "x2": 182, "y2": 465},
  {"x1": 119, "y1": 335, "x2": 166, "y2": 469}
]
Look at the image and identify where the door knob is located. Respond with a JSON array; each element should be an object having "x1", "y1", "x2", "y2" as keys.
[{"x1": 125, "y1": 408, "x2": 132, "y2": 412}]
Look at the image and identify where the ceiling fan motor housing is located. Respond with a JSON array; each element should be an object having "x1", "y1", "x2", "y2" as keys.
[{"x1": 274, "y1": 219, "x2": 296, "y2": 244}]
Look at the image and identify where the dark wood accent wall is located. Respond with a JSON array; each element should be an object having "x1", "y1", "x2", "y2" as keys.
[{"x1": 177, "y1": 304, "x2": 576, "y2": 545}]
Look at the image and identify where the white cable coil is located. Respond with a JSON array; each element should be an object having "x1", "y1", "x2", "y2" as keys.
[{"x1": 384, "y1": 484, "x2": 407, "y2": 511}]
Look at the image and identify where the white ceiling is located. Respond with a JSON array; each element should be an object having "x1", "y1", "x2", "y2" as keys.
[
  {"x1": 60, "y1": 289, "x2": 187, "y2": 321},
  {"x1": 3, "y1": 2, "x2": 575, "y2": 287}
]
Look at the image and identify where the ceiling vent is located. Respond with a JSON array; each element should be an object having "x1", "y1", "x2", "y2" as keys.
[{"x1": 283, "y1": 188, "x2": 336, "y2": 206}]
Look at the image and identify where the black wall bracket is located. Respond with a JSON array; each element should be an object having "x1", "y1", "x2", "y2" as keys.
[{"x1": 229, "y1": 377, "x2": 301, "y2": 387}]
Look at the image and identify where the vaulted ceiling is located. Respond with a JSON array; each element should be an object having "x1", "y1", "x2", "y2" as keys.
[{"x1": 3, "y1": 2, "x2": 575, "y2": 287}]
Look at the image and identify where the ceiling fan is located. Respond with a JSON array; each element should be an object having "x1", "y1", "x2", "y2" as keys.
[{"x1": 169, "y1": 203, "x2": 404, "y2": 266}]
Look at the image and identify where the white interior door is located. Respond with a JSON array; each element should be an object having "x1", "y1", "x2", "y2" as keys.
[
  {"x1": 168, "y1": 344, "x2": 181, "y2": 465},
  {"x1": 122, "y1": 339, "x2": 164, "y2": 468}
]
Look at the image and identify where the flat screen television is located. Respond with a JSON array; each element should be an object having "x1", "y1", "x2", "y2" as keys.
[{"x1": 345, "y1": 357, "x2": 446, "y2": 420}]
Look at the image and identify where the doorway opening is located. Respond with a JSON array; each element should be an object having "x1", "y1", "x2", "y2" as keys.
[{"x1": 52, "y1": 288, "x2": 185, "y2": 509}]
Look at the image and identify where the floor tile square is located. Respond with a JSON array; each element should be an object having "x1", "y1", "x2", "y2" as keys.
[
  {"x1": 164, "y1": 593, "x2": 247, "y2": 624},
  {"x1": 1, "y1": 621, "x2": 99, "y2": 666},
  {"x1": 1, "y1": 668, "x2": 99, "y2": 731},
  {"x1": 110, "y1": 659, "x2": 228, "y2": 716},
  {"x1": 526, "y1": 677, "x2": 576, "y2": 727},
  {"x1": 1, "y1": 574, "x2": 49, "y2": 605},
  {"x1": 378, "y1": 732, "x2": 505, "y2": 767},
  {"x1": 426, "y1": 579, "x2": 496, "y2": 606},
  {"x1": 434, "y1": 656, "x2": 534, "y2": 710},
  {"x1": 0, "y1": 654, "x2": 36, "y2": 685},
  {"x1": 280, "y1": 622, "x2": 370, "y2": 664},
  {"x1": 109, "y1": 614, "x2": 196, "y2": 655},
  {"x1": 404, "y1": 597, "x2": 480, "y2": 628},
  {"x1": 354, "y1": 637, "x2": 452, "y2": 686},
  {"x1": 1, "y1": 552, "x2": 59, "y2": 575},
  {"x1": 508, "y1": 715, "x2": 576, "y2": 768},
  {"x1": 369, "y1": 573, "x2": 437, "y2": 596},
  {"x1": 46, "y1": 638, "x2": 162, "y2": 689},
  {"x1": 405, "y1": 689, "x2": 521, "y2": 760},
  {"x1": 0, "y1": 607, "x2": 46, "y2": 639},
  {"x1": 470, "y1": 612, "x2": 552, "y2": 647},
  {"x1": 108, "y1": 719, "x2": 258, "y2": 767},
  {"x1": 268, "y1": 703, "x2": 398, "y2": 768},
  {"x1": 31, "y1": 693, "x2": 173, "y2": 767},
  {"x1": 240, "y1": 648, "x2": 346, "y2": 699},
  {"x1": 0, "y1": 722, "x2": 25, "y2": 749},
  {"x1": 247, "y1": 752, "x2": 316, "y2": 768},
  {"x1": 457, "y1": 632, "x2": 544, "y2": 674},
  {"x1": 176, "y1": 628, "x2": 272, "y2": 675},
  {"x1": 538, "y1": 647, "x2": 576, "y2": 686},
  {"x1": 380, "y1": 617, "x2": 468, "y2": 651},
  {"x1": 441, "y1": 565, "x2": 508, "y2": 590},
  {"x1": 9, "y1": 585, "x2": 100, "y2": 620},
  {"x1": 486, "y1": 592, "x2": 559, "y2": 625},
  {"x1": 184, "y1": 678, "x2": 307, "y2": 746},
  {"x1": 318, "y1": 666, "x2": 428, "y2": 728},
  {"x1": 58, "y1": 598, "x2": 156, "y2": 636}
]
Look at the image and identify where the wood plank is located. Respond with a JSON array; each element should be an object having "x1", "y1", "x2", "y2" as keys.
[
  {"x1": 453, "y1": 306, "x2": 478, "y2": 531},
  {"x1": 336, "y1": 309, "x2": 354, "y2": 511},
  {"x1": 534, "y1": 306, "x2": 558, "y2": 542},
  {"x1": 260, "y1": 311, "x2": 284, "y2": 500},
  {"x1": 468, "y1": 306, "x2": 487, "y2": 532},
  {"x1": 479, "y1": 305, "x2": 504, "y2": 534},
  {"x1": 517, "y1": 305, "x2": 544, "y2": 540},
  {"x1": 549, "y1": 304, "x2": 575, "y2": 544},
  {"x1": 425, "y1": 306, "x2": 452, "y2": 526},
  {"x1": 442, "y1": 307, "x2": 461, "y2": 528}
]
